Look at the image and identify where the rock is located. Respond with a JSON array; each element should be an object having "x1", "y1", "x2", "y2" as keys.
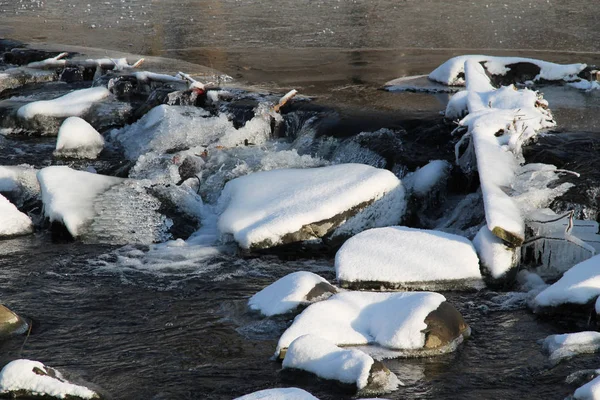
[
  {"x1": 234, "y1": 388, "x2": 319, "y2": 400},
  {"x1": 0, "y1": 195, "x2": 33, "y2": 239},
  {"x1": 0, "y1": 359, "x2": 101, "y2": 400},
  {"x1": 54, "y1": 117, "x2": 104, "y2": 159},
  {"x1": 0, "y1": 305, "x2": 28, "y2": 338},
  {"x1": 423, "y1": 301, "x2": 470, "y2": 350}
]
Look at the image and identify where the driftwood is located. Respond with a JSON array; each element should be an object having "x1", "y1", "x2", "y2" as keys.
[{"x1": 27, "y1": 52, "x2": 145, "y2": 70}]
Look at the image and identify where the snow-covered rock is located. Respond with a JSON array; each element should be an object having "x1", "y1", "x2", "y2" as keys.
[
  {"x1": 335, "y1": 226, "x2": 483, "y2": 291},
  {"x1": 429, "y1": 55, "x2": 586, "y2": 86},
  {"x1": 17, "y1": 87, "x2": 110, "y2": 120},
  {"x1": 234, "y1": 388, "x2": 319, "y2": 400},
  {"x1": 542, "y1": 332, "x2": 600, "y2": 365},
  {"x1": 249, "y1": 272, "x2": 337, "y2": 317},
  {"x1": 0, "y1": 165, "x2": 40, "y2": 208},
  {"x1": 282, "y1": 335, "x2": 400, "y2": 395},
  {"x1": 532, "y1": 254, "x2": 600, "y2": 314},
  {"x1": 218, "y1": 164, "x2": 406, "y2": 250},
  {"x1": 54, "y1": 117, "x2": 104, "y2": 159},
  {"x1": 473, "y1": 225, "x2": 519, "y2": 285},
  {"x1": 571, "y1": 374, "x2": 600, "y2": 400},
  {"x1": 404, "y1": 160, "x2": 451, "y2": 198},
  {"x1": 0, "y1": 360, "x2": 100, "y2": 400},
  {"x1": 0, "y1": 194, "x2": 33, "y2": 238},
  {"x1": 275, "y1": 291, "x2": 469, "y2": 359},
  {"x1": 0, "y1": 304, "x2": 28, "y2": 338}
]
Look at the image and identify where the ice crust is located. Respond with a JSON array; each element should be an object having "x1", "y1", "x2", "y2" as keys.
[
  {"x1": 234, "y1": 388, "x2": 319, "y2": 400},
  {"x1": 37, "y1": 166, "x2": 123, "y2": 237},
  {"x1": 335, "y1": 226, "x2": 481, "y2": 285},
  {"x1": 217, "y1": 164, "x2": 404, "y2": 249},
  {"x1": 533, "y1": 254, "x2": 600, "y2": 310},
  {"x1": 276, "y1": 291, "x2": 445, "y2": 355},
  {"x1": 55, "y1": 117, "x2": 105, "y2": 159},
  {"x1": 249, "y1": 272, "x2": 334, "y2": 317},
  {"x1": 0, "y1": 194, "x2": 33, "y2": 237},
  {"x1": 17, "y1": 86, "x2": 110, "y2": 119},
  {"x1": 429, "y1": 55, "x2": 586, "y2": 86},
  {"x1": 0, "y1": 359, "x2": 98, "y2": 399},
  {"x1": 542, "y1": 332, "x2": 600, "y2": 364}
]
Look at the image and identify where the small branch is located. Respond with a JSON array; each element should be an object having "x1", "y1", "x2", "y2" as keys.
[{"x1": 274, "y1": 89, "x2": 298, "y2": 113}]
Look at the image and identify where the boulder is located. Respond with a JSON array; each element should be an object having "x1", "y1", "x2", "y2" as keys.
[{"x1": 0, "y1": 305, "x2": 28, "y2": 338}]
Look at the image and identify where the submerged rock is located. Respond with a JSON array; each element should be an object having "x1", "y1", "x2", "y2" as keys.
[
  {"x1": 0, "y1": 305, "x2": 28, "y2": 338},
  {"x1": 0, "y1": 359, "x2": 101, "y2": 400}
]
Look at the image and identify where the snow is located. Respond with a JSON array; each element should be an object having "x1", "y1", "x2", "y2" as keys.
[
  {"x1": 0, "y1": 194, "x2": 33, "y2": 237},
  {"x1": 573, "y1": 375, "x2": 600, "y2": 400},
  {"x1": 283, "y1": 335, "x2": 400, "y2": 392},
  {"x1": 276, "y1": 291, "x2": 445, "y2": 356},
  {"x1": 404, "y1": 160, "x2": 451, "y2": 197},
  {"x1": 37, "y1": 166, "x2": 123, "y2": 237},
  {"x1": 472, "y1": 225, "x2": 518, "y2": 279},
  {"x1": 429, "y1": 55, "x2": 586, "y2": 86},
  {"x1": 249, "y1": 272, "x2": 334, "y2": 317},
  {"x1": 533, "y1": 254, "x2": 600, "y2": 310},
  {"x1": 542, "y1": 332, "x2": 600, "y2": 364},
  {"x1": 54, "y1": 117, "x2": 104, "y2": 159},
  {"x1": 234, "y1": 388, "x2": 319, "y2": 400},
  {"x1": 17, "y1": 86, "x2": 110, "y2": 119},
  {"x1": 335, "y1": 226, "x2": 481, "y2": 287},
  {"x1": 0, "y1": 359, "x2": 98, "y2": 399},
  {"x1": 218, "y1": 164, "x2": 404, "y2": 249}
]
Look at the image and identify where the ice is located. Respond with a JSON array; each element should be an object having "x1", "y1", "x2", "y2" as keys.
[
  {"x1": 54, "y1": 117, "x2": 104, "y2": 159},
  {"x1": 403, "y1": 160, "x2": 451, "y2": 197},
  {"x1": 335, "y1": 226, "x2": 482, "y2": 289},
  {"x1": 473, "y1": 225, "x2": 519, "y2": 280},
  {"x1": 283, "y1": 335, "x2": 400, "y2": 393},
  {"x1": 0, "y1": 194, "x2": 33, "y2": 237},
  {"x1": 17, "y1": 86, "x2": 110, "y2": 119},
  {"x1": 37, "y1": 166, "x2": 123, "y2": 237},
  {"x1": 429, "y1": 55, "x2": 586, "y2": 86},
  {"x1": 234, "y1": 388, "x2": 319, "y2": 400},
  {"x1": 542, "y1": 332, "x2": 600, "y2": 365},
  {"x1": 249, "y1": 272, "x2": 335, "y2": 317},
  {"x1": 0, "y1": 359, "x2": 98, "y2": 399},
  {"x1": 533, "y1": 254, "x2": 600, "y2": 311},
  {"x1": 572, "y1": 374, "x2": 600, "y2": 400},
  {"x1": 276, "y1": 291, "x2": 445, "y2": 356},
  {"x1": 217, "y1": 164, "x2": 405, "y2": 249}
]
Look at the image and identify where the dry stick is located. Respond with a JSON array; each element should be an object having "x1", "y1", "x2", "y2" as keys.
[
  {"x1": 274, "y1": 89, "x2": 298, "y2": 113},
  {"x1": 18, "y1": 321, "x2": 33, "y2": 358}
]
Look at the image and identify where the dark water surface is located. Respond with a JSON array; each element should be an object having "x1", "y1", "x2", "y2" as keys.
[{"x1": 2, "y1": 1, "x2": 600, "y2": 399}]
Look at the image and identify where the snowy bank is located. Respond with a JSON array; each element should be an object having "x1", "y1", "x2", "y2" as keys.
[
  {"x1": 429, "y1": 55, "x2": 586, "y2": 86},
  {"x1": 0, "y1": 194, "x2": 33, "y2": 238},
  {"x1": 0, "y1": 360, "x2": 100, "y2": 400},
  {"x1": 335, "y1": 226, "x2": 482, "y2": 291},
  {"x1": 17, "y1": 86, "x2": 110, "y2": 120},
  {"x1": 276, "y1": 291, "x2": 469, "y2": 358},
  {"x1": 218, "y1": 164, "x2": 406, "y2": 250},
  {"x1": 234, "y1": 388, "x2": 319, "y2": 400},
  {"x1": 533, "y1": 254, "x2": 600, "y2": 313},
  {"x1": 249, "y1": 272, "x2": 337, "y2": 317},
  {"x1": 54, "y1": 117, "x2": 104, "y2": 159},
  {"x1": 542, "y1": 332, "x2": 600, "y2": 365},
  {"x1": 282, "y1": 335, "x2": 400, "y2": 394}
]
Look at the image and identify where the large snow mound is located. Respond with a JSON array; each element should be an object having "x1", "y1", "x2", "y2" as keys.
[
  {"x1": 218, "y1": 164, "x2": 404, "y2": 249},
  {"x1": 234, "y1": 388, "x2": 319, "y2": 400},
  {"x1": 276, "y1": 291, "x2": 445, "y2": 356},
  {"x1": 335, "y1": 226, "x2": 481, "y2": 287},
  {"x1": 38, "y1": 166, "x2": 123, "y2": 237},
  {"x1": 429, "y1": 55, "x2": 586, "y2": 86},
  {"x1": 0, "y1": 359, "x2": 98, "y2": 399},
  {"x1": 249, "y1": 272, "x2": 335, "y2": 317},
  {"x1": 542, "y1": 332, "x2": 600, "y2": 365},
  {"x1": 54, "y1": 117, "x2": 104, "y2": 159},
  {"x1": 533, "y1": 254, "x2": 600, "y2": 310},
  {"x1": 0, "y1": 194, "x2": 33, "y2": 237},
  {"x1": 17, "y1": 86, "x2": 110, "y2": 119}
]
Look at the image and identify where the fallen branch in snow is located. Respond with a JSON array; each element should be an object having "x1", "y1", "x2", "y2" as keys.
[{"x1": 26, "y1": 52, "x2": 145, "y2": 70}]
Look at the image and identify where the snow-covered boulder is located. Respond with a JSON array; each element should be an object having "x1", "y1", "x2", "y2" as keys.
[
  {"x1": 17, "y1": 87, "x2": 110, "y2": 120},
  {"x1": 234, "y1": 388, "x2": 319, "y2": 400},
  {"x1": 542, "y1": 332, "x2": 600, "y2": 365},
  {"x1": 570, "y1": 374, "x2": 600, "y2": 400},
  {"x1": 335, "y1": 226, "x2": 483, "y2": 291},
  {"x1": 473, "y1": 225, "x2": 519, "y2": 287},
  {"x1": 0, "y1": 165, "x2": 40, "y2": 208},
  {"x1": 532, "y1": 254, "x2": 600, "y2": 315},
  {"x1": 0, "y1": 305, "x2": 28, "y2": 338},
  {"x1": 218, "y1": 164, "x2": 406, "y2": 251},
  {"x1": 249, "y1": 272, "x2": 337, "y2": 317},
  {"x1": 0, "y1": 360, "x2": 101, "y2": 399},
  {"x1": 275, "y1": 291, "x2": 469, "y2": 359},
  {"x1": 429, "y1": 55, "x2": 586, "y2": 86},
  {"x1": 54, "y1": 117, "x2": 104, "y2": 159},
  {"x1": 282, "y1": 335, "x2": 400, "y2": 395},
  {"x1": 0, "y1": 194, "x2": 33, "y2": 238}
]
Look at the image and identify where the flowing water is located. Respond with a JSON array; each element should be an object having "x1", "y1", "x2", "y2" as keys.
[{"x1": 1, "y1": 1, "x2": 600, "y2": 399}]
